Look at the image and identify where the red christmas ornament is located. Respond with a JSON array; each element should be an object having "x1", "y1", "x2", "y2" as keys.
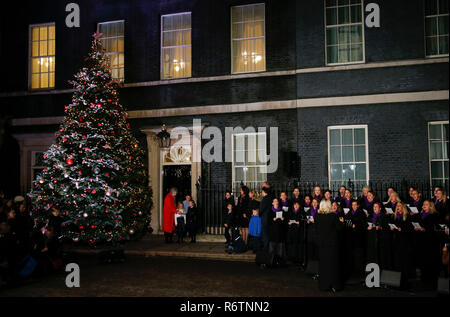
[{"x1": 66, "y1": 158, "x2": 74, "y2": 165}]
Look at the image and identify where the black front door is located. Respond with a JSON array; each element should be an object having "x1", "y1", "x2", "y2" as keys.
[{"x1": 162, "y1": 164, "x2": 192, "y2": 204}]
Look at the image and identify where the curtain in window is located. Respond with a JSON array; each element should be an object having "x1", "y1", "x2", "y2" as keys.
[
  {"x1": 98, "y1": 21, "x2": 125, "y2": 81},
  {"x1": 161, "y1": 13, "x2": 192, "y2": 79},
  {"x1": 231, "y1": 4, "x2": 266, "y2": 73},
  {"x1": 30, "y1": 24, "x2": 55, "y2": 89}
]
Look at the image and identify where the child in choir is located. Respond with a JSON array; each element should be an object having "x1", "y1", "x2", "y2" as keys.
[
  {"x1": 335, "y1": 186, "x2": 346, "y2": 205},
  {"x1": 291, "y1": 187, "x2": 303, "y2": 207},
  {"x1": 280, "y1": 192, "x2": 290, "y2": 213},
  {"x1": 384, "y1": 187, "x2": 396, "y2": 203},
  {"x1": 357, "y1": 185, "x2": 371, "y2": 209},
  {"x1": 363, "y1": 191, "x2": 378, "y2": 215},
  {"x1": 385, "y1": 191, "x2": 400, "y2": 212},
  {"x1": 248, "y1": 208, "x2": 262, "y2": 253},
  {"x1": 268, "y1": 198, "x2": 288, "y2": 267},
  {"x1": 313, "y1": 186, "x2": 323, "y2": 201},
  {"x1": 186, "y1": 200, "x2": 199, "y2": 243},
  {"x1": 409, "y1": 189, "x2": 423, "y2": 217},
  {"x1": 366, "y1": 202, "x2": 383, "y2": 265},
  {"x1": 286, "y1": 201, "x2": 305, "y2": 266},
  {"x1": 303, "y1": 195, "x2": 312, "y2": 209},
  {"x1": 175, "y1": 202, "x2": 186, "y2": 243},
  {"x1": 391, "y1": 201, "x2": 413, "y2": 289},
  {"x1": 323, "y1": 190, "x2": 334, "y2": 203},
  {"x1": 342, "y1": 189, "x2": 353, "y2": 209},
  {"x1": 415, "y1": 200, "x2": 440, "y2": 286}
]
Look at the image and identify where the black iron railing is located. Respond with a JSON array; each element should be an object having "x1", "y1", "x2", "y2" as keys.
[{"x1": 196, "y1": 179, "x2": 448, "y2": 234}]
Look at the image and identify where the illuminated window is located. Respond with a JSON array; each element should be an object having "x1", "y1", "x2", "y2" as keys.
[
  {"x1": 98, "y1": 21, "x2": 125, "y2": 82},
  {"x1": 328, "y1": 125, "x2": 369, "y2": 191},
  {"x1": 424, "y1": 0, "x2": 449, "y2": 57},
  {"x1": 428, "y1": 121, "x2": 449, "y2": 188},
  {"x1": 325, "y1": 0, "x2": 365, "y2": 65},
  {"x1": 232, "y1": 132, "x2": 267, "y2": 192},
  {"x1": 30, "y1": 23, "x2": 55, "y2": 89},
  {"x1": 231, "y1": 3, "x2": 266, "y2": 73},
  {"x1": 161, "y1": 12, "x2": 192, "y2": 79}
]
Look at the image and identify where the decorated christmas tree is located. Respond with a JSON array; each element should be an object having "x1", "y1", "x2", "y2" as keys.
[{"x1": 29, "y1": 32, "x2": 152, "y2": 245}]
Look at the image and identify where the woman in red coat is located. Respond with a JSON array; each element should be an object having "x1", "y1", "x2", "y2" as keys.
[{"x1": 163, "y1": 188, "x2": 178, "y2": 243}]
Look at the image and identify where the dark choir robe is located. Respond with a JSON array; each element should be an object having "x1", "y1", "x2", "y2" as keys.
[
  {"x1": 384, "y1": 201, "x2": 398, "y2": 212},
  {"x1": 286, "y1": 207, "x2": 306, "y2": 264},
  {"x1": 259, "y1": 195, "x2": 272, "y2": 251},
  {"x1": 316, "y1": 213, "x2": 344, "y2": 291},
  {"x1": 290, "y1": 195, "x2": 303, "y2": 209},
  {"x1": 236, "y1": 194, "x2": 250, "y2": 228},
  {"x1": 392, "y1": 213, "x2": 414, "y2": 288},
  {"x1": 360, "y1": 197, "x2": 378, "y2": 215},
  {"x1": 378, "y1": 213, "x2": 395, "y2": 270},
  {"x1": 349, "y1": 208, "x2": 368, "y2": 279},
  {"x1": 335, "y1": 195, "x2": 345, "y2": 206},
  {"x1": 434, "y1": 199, "x2": 449, "y2": 224},
  {"x1": 408, "y1": 199, "x2": 423, "y2": 268},
  {"x1": 268, "y1": 207, "x2": 288, "y2": 265},
  {"x1": 417, "y1": 212, "x2": 440, "y2": 282},
  {"x1": 305, "y1": 207, "x2": 319, "y2": 268},
  {"x1": 365, "y1": 211, "x2": 383, "y2": 265},
  {"x1": 341, "y1": 198, "x2": 353, "y2": 210}
]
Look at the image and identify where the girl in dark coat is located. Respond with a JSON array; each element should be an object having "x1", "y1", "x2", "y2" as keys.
[
  {"x1": 391, "y1": 202, "x2": 414, "y2": 289},
  {"x1": 186, "y1": 200, "x2": 199, "y2": 243},
  {"x1": 286, "y1": 201, "x2": 305, "y2": 265},
  {"x1": 280, "y1": 192, "x2": 291, "y2": 214},
  {"x1": 341, "y1": 189, "x2": 354, "y2": 210},
  {"x1": 237, "y1": 186, "x2": 251, "y2": 244},
  {"x1": 223, "y1": 191, "x2": 235, "y2": 216},
  {"x1": 316, "y1": 199, "x2": 344, "y2": 292},
  {"x1": 268, "y1": 198, "x2": 288, "y2": 266},
  {"x1": 415, "y1": 200, "x2": 440, "y2": 286}
]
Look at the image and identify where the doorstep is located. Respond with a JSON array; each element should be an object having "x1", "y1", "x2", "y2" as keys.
[{"x1": 64, "y1": 234, "x2": 255, "y2": 263}]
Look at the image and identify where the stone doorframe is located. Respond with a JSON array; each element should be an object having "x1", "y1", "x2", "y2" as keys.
[{"x1": 141, "y1": 124, "x2": 206, "y2": 234}]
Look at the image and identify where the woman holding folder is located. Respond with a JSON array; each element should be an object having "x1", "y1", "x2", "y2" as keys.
[{"x1": 366, "y1": 202, "x2": 383, "y2": 265}]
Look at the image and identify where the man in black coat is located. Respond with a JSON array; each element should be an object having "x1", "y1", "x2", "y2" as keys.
[{"x1": 260, "y1": 187, "x2": 272, "y2": 252}]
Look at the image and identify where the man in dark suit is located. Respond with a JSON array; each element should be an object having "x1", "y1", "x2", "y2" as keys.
[{"x1": 260, "y1": 187, "x2": 272, "y2": 251}]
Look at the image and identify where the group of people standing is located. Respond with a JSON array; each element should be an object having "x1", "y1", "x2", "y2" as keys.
[
  {"x1": 223, "y1": 182, "x2": 449, "y2": 292},
  {"x1": 162, "y1": 188, "x2": 199, "y2": 244},
  {"x1": 0, "y1": 193, "x2": 63, "y2": 286}
]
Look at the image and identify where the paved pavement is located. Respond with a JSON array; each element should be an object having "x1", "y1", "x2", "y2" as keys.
[
  {"x1": 0, "y1": 255, "x2": 436, "y2": 297},
  {"x1": 65, "y1": 234, "x2": 256, "y2": 262}
]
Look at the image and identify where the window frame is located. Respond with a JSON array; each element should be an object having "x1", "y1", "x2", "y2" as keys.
[
  {"x1": 327, "y1": 124, "x2": 370, "y2": 188},
  {"x1": 230, "y1": 3, "x2": 267, "y2": 74},
  {"x1": 31, "y1": 150, "x2": 45, "y2": 185},
  {"x1": 160, "y1": 11, "x2": 192, "y2": 80},
  {"x1": 28, "y1": 22, "x2": 56, "y2": 91},
  {"x1": 97, "y1": 20, "x2": 125, "y2": 82},
  {"x1": 324, "y1": 0, "x2": 366, "y2": 66},
  {"x1": 428, "y1": 121, "x2": 449, "y2": 188},
  {"x1": 231, "y1": 131, "x2": 267, "y2": 191},
  {"x1": 424, "y1": 0, "x2": 450, "y2": 58}
]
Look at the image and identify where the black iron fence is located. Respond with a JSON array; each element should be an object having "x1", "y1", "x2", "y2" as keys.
[{"x1": 196, "y1": 179, "x2": 448, "y2": 235}]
